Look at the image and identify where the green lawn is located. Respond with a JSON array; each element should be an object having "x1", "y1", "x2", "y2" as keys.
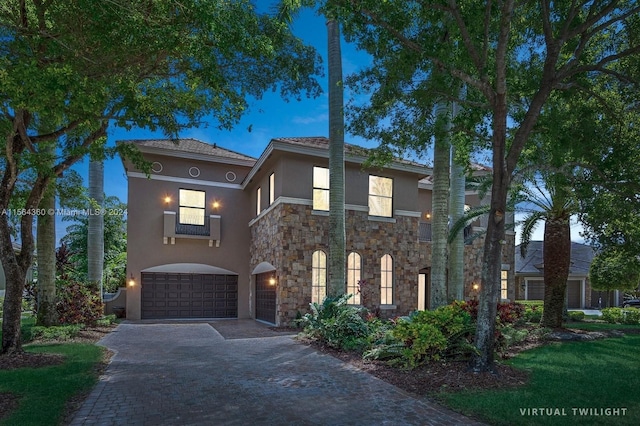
[
  {"x1": 0, "y1": 320, "x2": 106, "y2": 425},
  {"x1": 440, "y1": 329, "x2": 640, "y2": 425}
]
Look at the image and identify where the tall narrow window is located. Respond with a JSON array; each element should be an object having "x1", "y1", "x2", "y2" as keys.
[
  {"x1": 269, "y1": 172, "x2": 275, "y2": 205},
  {"x1": 347, "y1": 252, "x2": 361, "y2": 305},
  {"x1": 501, "y1": 270, "x2": 508, "y2": 300},
  {"x1": 380, "y1": 254, "x2": 393, "y2": 304},
  {"x1": 313, "y1": 166, "x2": 330, "y2": 211},
  {"x1": 179, "y1": 189, "x2": 205, "y2": 225},
  {"x1": 256, "y1": 187, "x2": 262, "y2": 216},
  {"x1": 312, "y1": 250, "x2": 327, "y2": 303},
  {"x1": 369, "y1": 175, "x2": 393, "y2": 217}
]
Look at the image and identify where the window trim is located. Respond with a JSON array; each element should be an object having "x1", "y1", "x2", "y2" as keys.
[{"x1": 368, "y1": 175, "x2": 393, "y2": 218}]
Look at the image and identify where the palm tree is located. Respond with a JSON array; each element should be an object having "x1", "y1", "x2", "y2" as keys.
[
  {"x1": 430, "y1": 100, "x2": 451, "y2": 309},
  {"x1": 36, "y1": 179, "x2": 58, "y2": 326},
  {"x1": 327, "y1": 18, "x2": 346, "y2": 297},
  {"x1": 519, "y1": 174, "x2": 576, "y2": 328},
  {"x1": 87, "y1": 158, "x2": 104, "y2": 295},
  {"x1": 448, "y1": 96, "x2": 465, "y2": 302}
]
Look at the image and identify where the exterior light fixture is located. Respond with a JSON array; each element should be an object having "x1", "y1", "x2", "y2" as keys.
[
  {"x1": 212, "y1": 201, "x2": 220, "y2": 209},
  {"x1": 164, "y1": 196, "x2": 171, "y2": 204},
  {"x1": 472, "y1": 283, "x2": 479, "y2": 291},
  {"x1": 269, "y1": 276, "x2": 276, "y2": 286},
  {"x1": 424, "y1": 212, "x2": 431, "y2": 220},
  {"x1": 129, "y1": 274, "x2": 136, "y2": 287}
]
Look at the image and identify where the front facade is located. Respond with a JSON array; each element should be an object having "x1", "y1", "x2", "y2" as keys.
[{"x1": 123, "y1": 137, "x2": 515, "y2": 324}]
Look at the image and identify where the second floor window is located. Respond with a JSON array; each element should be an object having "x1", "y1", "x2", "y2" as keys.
[
  {"x1": 369, "y1": 175, "x2": 393, "y2": 217},
  {"x1": 179, "y1": 189, "x2": 205, "y2": 225},
  {"x1": 269, "y1": 172, "x2": 275, "y2": 205},
  {"x1": 256, "y1": 187, "x2": 262, "y2": 216},
  {"x1": 313, "y1": 166, "x2": 330, "y2": 211}
]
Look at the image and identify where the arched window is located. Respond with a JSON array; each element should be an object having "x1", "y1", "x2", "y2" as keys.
[
  {"x1": 347, "y1": 252, "x2": 362, "y2": 304},
  {"x1": 311, "y1": 250, "x2": 327, "y2": 303},
  {"x1": 380, "y1": 254, "x2": 393, "y2": 304}
]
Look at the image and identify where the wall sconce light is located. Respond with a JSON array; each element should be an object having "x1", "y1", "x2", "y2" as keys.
[
  {"x1": 212, "y1": 200, "x2": 220, "y2": 209},
  {"x1": 164, "y1": 196, "x2": 172, "y2": 204},
  {"x1": 472, "y1": 283, "x2": 479, "y2": 291},
  {"x1": 269, "y1": 276, "x2": 276, "y2": 286},
  {"x1": 129, "y1": 274, "x2": 136, "y2": 287},
  {"x1": 424, "y1": 212, "x2": 432, "y2": 220}
]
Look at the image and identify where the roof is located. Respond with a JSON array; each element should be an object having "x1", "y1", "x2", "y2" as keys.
[
  {"x1": 272, "y1": 136, "x2": 427, "y2": 169},
  {"x1": 124, "y1": 139, "x2": 257, "y2": 164},
  {"x1": 418, "y1": 163, "x2": 492, "y2": 185},
  {"x1": 515, "y1": 241, "x2": 596, "y2": 276}
]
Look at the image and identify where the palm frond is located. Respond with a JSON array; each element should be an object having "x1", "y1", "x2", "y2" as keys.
[{"x1": 519, "y1": 211, "x2": 546, "y2": 258}]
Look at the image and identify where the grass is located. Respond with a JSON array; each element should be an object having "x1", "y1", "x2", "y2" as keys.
[
  {"x1": 440, "y1": 324, "x2": 640, "y2": 426},
  {"x1": 0, "y1": 319, "x2": 106, "y2": 426}
]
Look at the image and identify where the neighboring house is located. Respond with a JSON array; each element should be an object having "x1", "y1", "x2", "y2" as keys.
[
  {"x1": 515, "y1": 241, "x2": 623, "y2": 308},
  {"x1": 121, "y1": 137, "x2": 515, "y2": 324}
]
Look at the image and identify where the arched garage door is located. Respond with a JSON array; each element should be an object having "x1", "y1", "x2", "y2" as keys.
[{"x1": 141, "y1": 271, "x2": 237, "y2": 319}]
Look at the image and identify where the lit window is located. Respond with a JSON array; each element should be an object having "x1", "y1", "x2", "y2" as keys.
[
  {"x1": 179, "y1": 189, "x2": 205, "y2": 225},
  {"x1": 313, "y1": 166, "x2": 330, "y2": 211},
  {"x1": 269, "y1": 173, "x2": 275, "y2": 205},
  {"x1": 380, "y1": 254, "x2": 393, "y2": 304},
  {"x1": 347, "y1": 252, "x2": 361, "y2": 304},
  {"x1": 501, "y1": 270, "x2": 508, "y2": 300},
  {"x1": 256, "y1": 187, "x2": 261, "y2": 216},
  {"x1": 312, "y1": 250, "x2": 327, "y2": 303},
  {"x1": 369, "y1": 175, "x2": 393, "y2": 217}
]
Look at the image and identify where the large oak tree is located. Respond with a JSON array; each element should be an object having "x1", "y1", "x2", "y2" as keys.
[
  {"x1": 319, "y1": 0, "x2": 640, "y2": 371},
  {"x1": 0, "y1": 0, "x2": 321, "y2": 355}
]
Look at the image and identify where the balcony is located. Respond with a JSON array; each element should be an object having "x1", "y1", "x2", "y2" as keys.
[{"x1": 163, "y1": 211, "x2": 221, "y2": 247}]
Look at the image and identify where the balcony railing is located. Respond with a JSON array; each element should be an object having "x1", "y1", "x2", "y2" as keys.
[{"x1": 163, "y1": 211, "x2": 221, "y2": 246}]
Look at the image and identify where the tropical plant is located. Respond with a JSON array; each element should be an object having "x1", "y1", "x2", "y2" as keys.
[{"x1": 517, "y1": 174, "x2": 577, "y2": 328}]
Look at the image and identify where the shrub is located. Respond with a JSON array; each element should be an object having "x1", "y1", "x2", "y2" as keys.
[
  {"x1": 364, "y1": 302, "x2": 476, "y2": 369},
  {"x1": 31, "y1": 324, "x2": 84, "y2": 340},
  {"x1": 497, "y1": 325, "x2": 529, "y2": 353},
  {"x1": 621, "y1": 309, "x2": 640, "y2": 325},
  {"x1": 524, "y1": 305, "x2": 543, "y2": 324},
  {"x1": 568, "y1": 311, "x2": 585, "y2": 321},
  {"x1": 299, "y1": 294, "x2": 371, "y2": 351},
  {"x1": 601, "y1": 308, "x2": 623, "y2": 324},
  {"x1": 460, "y1": 300, "x2": 525, "y2": 325},
  {"x1": 56, "y1": 281, "x2": 104, "y2": 326},
  {"x1": 96, "y1": 314, "x2": 118, "y2": 326}
]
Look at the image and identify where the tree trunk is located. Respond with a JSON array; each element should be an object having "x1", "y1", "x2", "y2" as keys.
[
  {"x1": 541, "y1": 216, "x2": 571, "y2": 328},
  {"x1": 448, "y1": 98, "x2": 465, "y2": 302},
  {"x1": 87, "y1": 159, "x2": 104, "y2": 293},
  {"x1": 430, "y1": 101, "x2": 450, "y2": 309},
  {"x1": 0, "y1": 218, "x2": 26, "y2": 355},
  {"x1": 36, "y1": 180, "x2": 58, "y2": 326},
  {"x1": 327, "y1": 19, "x2": 346, "y2": 297}
]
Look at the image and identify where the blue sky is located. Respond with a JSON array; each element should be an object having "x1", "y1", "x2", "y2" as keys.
[{"x1": 64, "y1": 6, "x2": 583, "y2": 245}]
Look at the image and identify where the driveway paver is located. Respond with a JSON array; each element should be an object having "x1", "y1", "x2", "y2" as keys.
[{"x1": 70, "y1": 321, "x2": 484, "y2": 425}]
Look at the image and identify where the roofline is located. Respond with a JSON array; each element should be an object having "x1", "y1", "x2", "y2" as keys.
[
  {"x1": 116, "y1": 140, "x2": 257, "y2": 168},
  {"x1": 242, "y1": 139, "x2": 431, "y2": 188}
]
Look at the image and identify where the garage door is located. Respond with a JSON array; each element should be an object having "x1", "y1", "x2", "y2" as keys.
[
  {"x1": 255, "y1": 272, "x2": 276, "y2": 324},
  {"x1": 526, "y1": 280, "x2": 545, "y2": 301},
  {"x1": 141, "y1": 272, "x2": 237, "y2": 319},
  {"x1": 566, "y1": 280, "x2": 581, "y2": 309}
]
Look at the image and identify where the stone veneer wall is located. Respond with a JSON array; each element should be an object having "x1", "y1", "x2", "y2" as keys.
[{"x1": 250, "y1": 203, "x2": 423, "y2": 325}]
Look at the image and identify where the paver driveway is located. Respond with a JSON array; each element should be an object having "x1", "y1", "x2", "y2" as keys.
[{"x1": 70, "y1": 321, "x2": 483, "y2": 425}]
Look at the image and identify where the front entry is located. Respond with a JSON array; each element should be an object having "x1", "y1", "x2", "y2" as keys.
[{"x1": 255, "y1": 272, "x2": 276, "y2": 324}]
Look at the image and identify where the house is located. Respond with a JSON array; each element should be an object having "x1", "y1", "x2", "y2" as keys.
[
  {"x1": 514, "y1": 241, "x2": 623, "y2": 308},
  {"x1": 121, "y1": 137, "x2": 515, "y2": 324}
]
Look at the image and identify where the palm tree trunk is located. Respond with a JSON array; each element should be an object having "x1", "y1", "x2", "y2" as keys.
[
  {"x1": 87, "y1": 159, "x2": 104, "y2": 294},
  {"x1": 36, "y1": 179, "x2": 58, "y2": 326},
  {"x1": 448, "y1": 97, "x2": 465, "y2": 302},
  {"x1": 327, "y1": 19, "x2": 346, "y2": 297},
  {"x1": 430, "y1": 101, "x2": 450, "y2": 309},
  {"x1": 541, "y1": 216, "x2": 571, "y2": 328}
]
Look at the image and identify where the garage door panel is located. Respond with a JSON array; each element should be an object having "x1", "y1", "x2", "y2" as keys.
[
  {"x1": 527, "y1": 280, "x2": 545, "y2": 301},
  {"x1": 141, "y1": 272, "x2": 237, "y2": 319}
]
